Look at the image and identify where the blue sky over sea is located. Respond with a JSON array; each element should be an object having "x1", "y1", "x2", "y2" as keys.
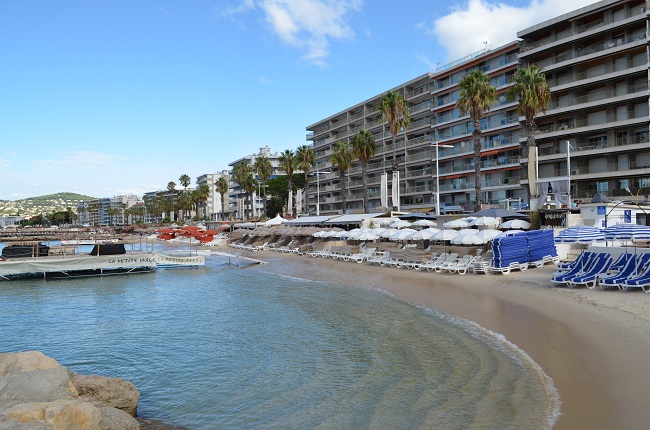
[{"x1": 0, "y1": 0, "x2": 597, "y2": 200}]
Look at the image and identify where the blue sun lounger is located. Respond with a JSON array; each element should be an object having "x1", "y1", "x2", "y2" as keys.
[{"x1": 565, "y1": 253, "x2": 613, "y2": 288}]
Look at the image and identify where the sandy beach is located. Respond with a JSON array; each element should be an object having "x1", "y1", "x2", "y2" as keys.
[{"x1": 237, "y1": 248, "x2": 650, "y2": 430}]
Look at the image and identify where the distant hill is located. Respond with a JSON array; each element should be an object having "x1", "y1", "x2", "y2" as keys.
[{"x1": 0, "y1": 192, "x2": 96, "y2": 217}]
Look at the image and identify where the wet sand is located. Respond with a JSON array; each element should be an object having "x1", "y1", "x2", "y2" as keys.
[{"x1": 243, "y1": 250, "x2": 650, "y2": 429}]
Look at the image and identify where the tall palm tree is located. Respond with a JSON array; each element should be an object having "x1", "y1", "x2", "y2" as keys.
[
  {"x1": 232, "y1": 162, "x2": 252, "y2": 219},
  {"x1": 215, "y1": 176, "x2": 229, "y2": 220},
  {"x1": 177, "y1": 192, "x2": 193, "y2": 222},
  {"x1": 378, "y1": 91, "x2": 411, "y2": 173},
  {"x1": 253, "y1": 155, "x2": 273, "y2": 216},
  {"x1": 278, "y1": 149, "x2": 296, "y2": 217},
  {"x1": 507, "y1": 65, "x2": 551, "y2": 207},
  {"x1": 456, "y1": 69, "x2": 497, "y2": 210},
  {"x1": 178, "y1": 174, "x2": 191, "y2": 190},
  {"x1": 330, "y1": 140, "x2": 353, "y2": 214},
  {"x1": 242, "y1": 174, "x2": 258, "y2": 218},
  {"x1": 295, "y1": 145, "x2": 316, "y2": 214},
  {"x1": 192, "y1": 183, "x2": 210, "y2": 220},
  {"x1": 350, "y1": 130, "x2": 376, "y2": 213},
  {"x1": 167, "y1": 181, "x2": 176, "y2": 193}
]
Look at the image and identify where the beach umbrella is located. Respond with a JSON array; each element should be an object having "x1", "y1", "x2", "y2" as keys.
[
  {"x1": 380, "y1": 228, "x2": 399, "y2": 238},
  {"x1": 458, "y1": 228, "x2": 480, "y2": 236},
  {"x1": 476, "y1": 229, "x2": 502, "y2": 242},
  {"x1": 451, "y1": 234, "x2": 485, "y2": 245},
  {"x1": 433, "y1": 230, "x2": 460, "y2": 241},
  {"x1": 470, "y1": 216, "x2": 500, "y2": 227},
  {"x1": 554, "y1": 226, "x2": 605, "y2": 244},
  {"x1": 409, "y1": 229, "x2": 437, "y2": 240},
  {"x1": 421, "y1": 227, "x2": 442, "y2": 235},
  {"x1": 500, "y1": 219, "x2": 531, "y2": 230},
  {"x1": 371, "y1": 227, "x2": 388, "y2": 236},
  {"x1": 412, "y1": 219, "x2": 437, "y2": 227},
  {"x1": 494, "y1": 230, "x2": 526, "y2": 239},
  {"x1": 355, "y1": 231, "x2": 379, "y2": 241},
  {"x1": 390, "y1": 220, "x2": 413, "y2": 229},
  {"x1": 603, "y1": 223, "x2": 650, "y2": 241},
  {"x1": 443, "y1": 219, "x2": 471, "y2": 229},
  {"x1": 390, "y1": 229, "x2": 417, "y2": 241}
]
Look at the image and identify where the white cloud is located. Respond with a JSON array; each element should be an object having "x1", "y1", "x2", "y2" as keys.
[
  {"x1": 224, "y1": 0, "x2": 363, "y2": 66},
  {"x1": 0, "y1": 158, "x2": 11, "y2": 168},
  {"x1": 425, "y1": 0, "x2": 599, "y2": 63},
  {"x1": 32, "y1": 151, "x2": 124, "y2": 170}
]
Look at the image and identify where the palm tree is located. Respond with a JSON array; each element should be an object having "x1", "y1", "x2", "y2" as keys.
[
  {"x1": 192, "y1": 184, "x2": 210, "y2": 220},
  {"x1": 456, "y1": 69, "x2": 497, "y2": 210},
  {"x1": 215, "y1": 176, "x2": 229, "y2": 220},
  {"x1": 253, "y1": 155, "x2": 273, "y2": 216},
  {"x1": 278, "y1": 149, "x2": 296, "y2": 217},
  {"x1": 378, "y1": 90, "x2": 411, "y2": 173},
  {"x1": 232, "y1": 162, "x2": 253, "y2": 219},
  {"x1": 242, "y1": 174, "x2": 258, "y2": 218},
  {"x1": 295, "y1": 145, "x2": 316, "y2": 214},
  {"x1": 177, "y1": 192, "x2": 193, "y2": 222},
  {"x1": 350, "y1": 130, "x2": 376, "y2": 213},
  {"x1": 167, "y1": 181, "x2": 176, "y2": 193},
  {"x1": 507, "y1": 65, "x2": 551, "y2": 207},
  {"x1": 178, "y1": 174, "x2": 191, "y2": 190},
  {"x1": 331, "y1": 141, "x2": 353, "y2": 214}
]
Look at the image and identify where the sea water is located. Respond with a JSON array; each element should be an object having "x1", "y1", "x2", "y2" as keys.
[{"x1": 0, "y1": 246, "x2": 558, "y2": 429}]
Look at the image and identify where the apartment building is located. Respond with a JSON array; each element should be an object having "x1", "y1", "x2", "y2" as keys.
[
  {"x1": 76, "y1": 195, "x2": 141, "y2": 226},
  {"x1": 196, "y1": 171, "x2": 231, "y2": 220},
  {"x1": 517, "y1": 0, "x2": 649, "y2": 205},
  {"x1": 307, "y1": 41, "x2": 522, "y2": 215},
  {"x1": 306, "y1": 0, "x2": 649, "y2": 214},
  {"x1": 228, "y1": 145, "x2": 283, "y2": 219}
]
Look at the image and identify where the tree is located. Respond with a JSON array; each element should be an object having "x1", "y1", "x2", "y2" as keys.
[
  {"x1": 456, "y1": 69, "x2": 497, "y2": 210},
  {"x1": 167, "y1": 181, "x2": 176, "y2": 193},
  {"x1": 294, "y1": 145, "x2": 316, "y2": 214},
  {"x1": 192, "y1": 183, "x2": 210, "y2": 220},
  {"x1": 378, "y1": 90, "x2": 411, "y2": 173},
  {"x1": 253, "y1": 155, "x2": 273, "y2": 216},
  {"x1": 278, "y1": 149, "x2": 296, "y2": 217},
  {"x1": 331, "y1": 141, "x2": 353, "y2": 214},
  {"x1": 177, "y1": 192, "x2": 193, "y2": 222},
  {"x1": 215, "y1": 176, "x2": 229, "y2": 220},
  {"x1": 350, "y1": 130, "x2": 376, "y2": 213},
  {"x1": 178, "y1": 174, "x2": 191, "y2": 190},
  {"x1": 232, "y1": 162, "x2": 252, "y2": 219},
  {"x1": 507, "y1": 65, "x2": 551, "y2": 208}
]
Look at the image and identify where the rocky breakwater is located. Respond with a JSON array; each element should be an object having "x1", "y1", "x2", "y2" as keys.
[{"x1": 0, "y1": 351, "x2": 186, "y2": 430}]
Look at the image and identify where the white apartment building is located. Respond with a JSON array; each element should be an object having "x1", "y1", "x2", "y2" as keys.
[
  {"x1": 306, "y1": 0, "x2": 649, "y2": 215},
  {"x1": 228, "y1": 146, "x2": 284, "y2": 219},
  {"x1": 196, "y1": 170, "x2": 231, "y2": 221}
]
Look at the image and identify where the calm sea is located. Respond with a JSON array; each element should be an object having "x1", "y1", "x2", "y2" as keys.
[{"x1": 0, "y1": 243, "x2": 558, "y2": 429}]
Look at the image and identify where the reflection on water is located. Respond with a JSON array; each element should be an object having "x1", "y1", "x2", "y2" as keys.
[{"x1": 0, "y1": 249, "x2": 558, "y2": 429}]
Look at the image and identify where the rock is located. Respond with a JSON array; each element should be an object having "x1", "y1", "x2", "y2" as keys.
[
  {"x1": 2, "y1": 399, "x2": 101, "y2": 430},
  {"x1": 136, "y1": 417, "x2": 189, "y2": 430},
  {"x1": 0, "y1": 367, "x2": 78, "y2": 408},
  {"x1": 0, "y1": 351, "x2": 60, "y2": 377},
  {"x1": 98, "y1": 406, "x2": 139, "y2": 430},
  {"x1": 70, "y1": 373, "x2": 140, "y2": 417}
]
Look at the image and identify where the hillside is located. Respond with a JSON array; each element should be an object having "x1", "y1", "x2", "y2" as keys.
[{"x1": 0, "y1": 192, "x2": 96, "y2": 217}]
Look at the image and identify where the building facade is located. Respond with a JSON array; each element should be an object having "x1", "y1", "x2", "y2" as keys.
[
  {"x1": 196, "y1": 171, "x2": 231, "y2": 221},
  {"x1": 228, "y1": 146, "x2": 283, "y2": 219},
  {"x1": 517, "y1": 0, "x2": 649, "y2": 206},
  {"x1": 306, "y1": 0, "x2": 649, "y2": 214},
  {"x1": 77, "y1": 195, "x2": 142, "y2": 226}
]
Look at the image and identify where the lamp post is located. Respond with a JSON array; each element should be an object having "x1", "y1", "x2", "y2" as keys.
[
  {"x1": 567, "y1": 140, "x2": 572, "y2": 207},
  {"x1": 315, "y1": 168, "x2": 331, "y2": 216},
  {"x1": 431, "y1": 140, "x2": 453, "y2": 216}
]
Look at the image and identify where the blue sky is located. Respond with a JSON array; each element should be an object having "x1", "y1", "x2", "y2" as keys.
[{"x1": 0, "y1": 0, "x2": 597, "y2": 200}]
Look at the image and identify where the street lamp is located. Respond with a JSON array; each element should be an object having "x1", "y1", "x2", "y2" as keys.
[
  {"x1": 431, "y1": 141, "x2": 453, "y2": 216},
  {"x1": 314, "y1": 168, "x2": 331, "y2": 216},
  {"x1": 567, "y1": 140, "x2": 572, "y2": 207}
]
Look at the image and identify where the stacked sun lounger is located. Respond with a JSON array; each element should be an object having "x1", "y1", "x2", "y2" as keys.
[
  {"x1": 490, "y1": 234, "x2": 530, "y2": 274},
  {"x1": 526, "y1": 230, "x2": 559, "y2": 267}
]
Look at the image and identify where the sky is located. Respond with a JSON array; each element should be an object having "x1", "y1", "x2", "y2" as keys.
[{"x1": 0, "y1": 0, "x2": 598, "y2": 200}]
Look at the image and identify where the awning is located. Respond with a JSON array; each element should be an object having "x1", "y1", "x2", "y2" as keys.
[
  {"x1": 324, "y1": 213, "x2": 386, "y2": 224},
  {"x1": 442, "y1": 174, "x2": 464, "y2": 179},
  {"x1": 284, "y1": 215, "x2": 338, "y2": 225},
  {"x1": 481, "y1": 149, "x2": 499, "y2": 156}
]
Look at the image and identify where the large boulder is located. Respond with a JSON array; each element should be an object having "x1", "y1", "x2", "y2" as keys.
[
  {"x1": 0, "y1": 351, "x2": 60, "y2": 377},
  {"x1": 1, "y1": 399, "x2": 101, "y2": 430},
  {"x1": 0, "y1": 367, "x2": 78, "y2": 408},
  {"x1": 70, "y1": 373, "x2": 140, "y2": 417},
  {"x1": 98, "y1": 406, "x2": 139, "y2": 430}
]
